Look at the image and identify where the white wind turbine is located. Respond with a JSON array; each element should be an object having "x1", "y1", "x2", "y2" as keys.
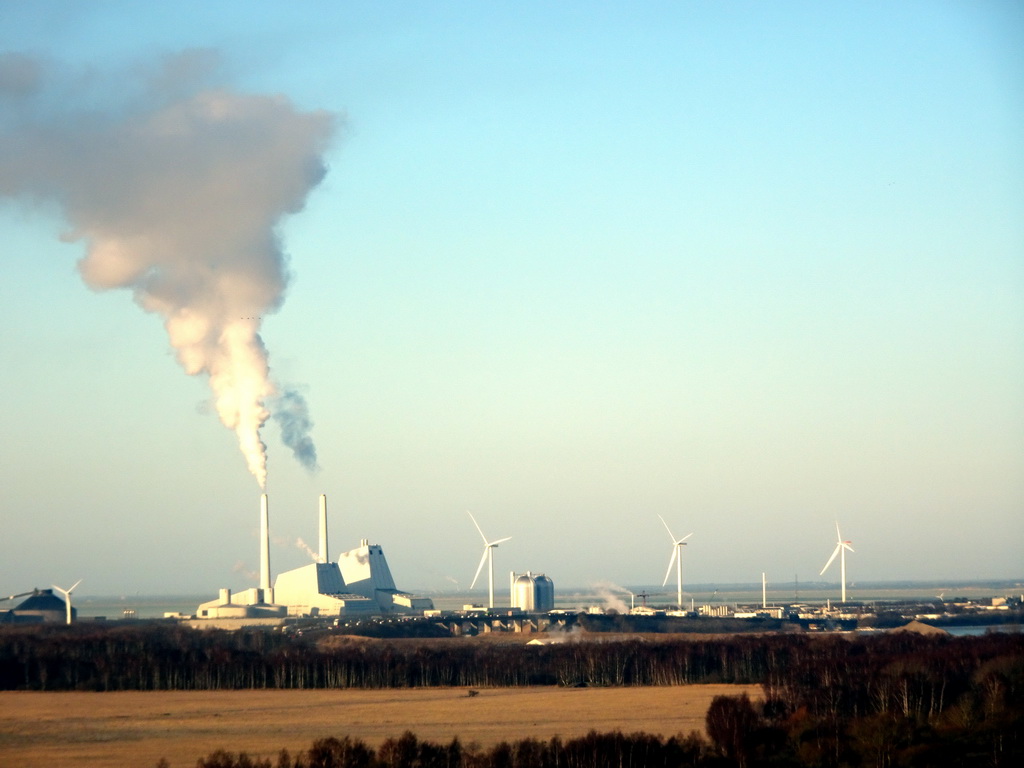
[
  {"x1": 468, "y1": 512, "x2": 511, "y2": 609},
  {"x1": 52, "y1": 579, "x2": 82, "y2": 625},
  {"x1": 819, "y1": 523, "x2": 854, "y2": 603},
  {"x1": 658, "y1": 515, "x2": 693, "y2": 612}
]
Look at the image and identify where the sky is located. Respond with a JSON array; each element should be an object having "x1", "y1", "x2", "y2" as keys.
[{"x1": 1, "y1": 2, "x2": 1022, "y2": 599}]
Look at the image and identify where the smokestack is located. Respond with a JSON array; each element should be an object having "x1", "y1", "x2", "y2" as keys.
[
  {"x1": 318, "y1": 494, "x2": 328, "y2": 564},
  {"x1": 260, "y1": 494, "x2": 271, "y2": 591}
]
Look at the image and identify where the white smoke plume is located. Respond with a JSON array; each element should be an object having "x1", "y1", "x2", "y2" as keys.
[
  {"x1": 295, "y1": 537, "x2": 320, "y2": 563},
  {"x1": 591, "y1": 580, "x2": 631, "y2": 614},
  {"x1": 232, "y1": 560, "x2": 259, "y2": 582},
  {"x1": 0, "y1": 51, "x2": 333, "y2": 488}
]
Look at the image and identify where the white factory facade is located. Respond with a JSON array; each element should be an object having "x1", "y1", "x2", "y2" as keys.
[{"x1": 196, "y1": 494, "x2": 433, "y2": 621}]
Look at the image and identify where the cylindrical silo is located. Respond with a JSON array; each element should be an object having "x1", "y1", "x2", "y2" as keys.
[
  {"x1": 534, "y1": 574, "x2": 555, "y2": 612},
  {"x1": 513, "y1": 572, "x2": 536, "y2": 611}
]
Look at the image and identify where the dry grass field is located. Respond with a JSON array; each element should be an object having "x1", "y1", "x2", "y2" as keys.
[{"x1": 0, "y1": 685, "x2": 761, "y2": 768}]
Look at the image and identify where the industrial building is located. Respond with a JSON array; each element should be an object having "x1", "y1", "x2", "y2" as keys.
[
  {"x1": 510, "y1": 571, "x2": 555, "y2": 612},
  {"x1": 338, "y1": 540, "x2": 435, "y2": 613},
  {"x1": 0, "y1": 589, "x2": 72, "y2": 624},
  {"x1": 196, "y1": 494, "x2": 433, "y2": 621}
]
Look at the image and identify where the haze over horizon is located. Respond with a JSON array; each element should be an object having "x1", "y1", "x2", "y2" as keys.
[{"x1": 1, "y1": 2, "x2": 1021, "y2": 597}]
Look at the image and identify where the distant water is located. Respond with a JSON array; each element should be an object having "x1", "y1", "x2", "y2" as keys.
[
  {"x1": 75, "y1": 595, "x2": 209, "y2": 620},
  {"x1": 943, "y1": 625, "x2": 1022, "y2": 637}
]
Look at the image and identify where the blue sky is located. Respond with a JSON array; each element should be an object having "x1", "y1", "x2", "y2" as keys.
[{"x1": 1, "y1": 2, "x2": 1022, "y2": 597}]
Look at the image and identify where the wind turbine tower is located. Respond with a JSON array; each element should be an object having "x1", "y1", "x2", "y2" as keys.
[
  {"x1": 819, "y1": 522, "x2": 855, "y2": 603},
  {"x1": 52, "y1": 579, "x2": 82, "y2": 625},
  {"x1": 468, "y1": 511, "x2": 511, "y2": 609},
  {"x1": 658, "y1": 515, "x2": 693, "y2": 612}
]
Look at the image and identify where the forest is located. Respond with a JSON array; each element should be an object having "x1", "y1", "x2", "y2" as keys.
[{"x1": 2, "y1": 624, "x2": 1021, "y2": 766}]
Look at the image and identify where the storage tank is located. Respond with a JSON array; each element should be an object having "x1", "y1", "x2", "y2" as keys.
[
  {"x1": 534, "y1": 574, "x2": 555, "y2": 612},
  {"x1": 513, "y1": 573, "x2": 537, "y2": 611},
  {"x1": 511, "y1": 572, "x2": 555, "y2": 612}
]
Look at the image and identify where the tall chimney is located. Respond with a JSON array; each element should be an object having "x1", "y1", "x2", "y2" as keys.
[
  {"x1": 318, "y1": 494, "x2": 328, "y2": 564},
  {"x1": 260, "y1": 493, "x2": 271, "y2": 592}
]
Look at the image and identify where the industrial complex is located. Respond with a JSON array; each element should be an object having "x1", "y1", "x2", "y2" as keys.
[
  {"x1": 5, "y1": 497, "x2": 1020, "y2": 636},
  {"x1": 194, "y1": 494, "x2": 434, "y2": 623},
  {"x1": 2, "y1": 493, "x2": 559, "y2": 627}
]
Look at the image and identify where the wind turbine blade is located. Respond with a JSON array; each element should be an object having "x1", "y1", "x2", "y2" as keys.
[
  {"x1": 467, "y1": 511, "x2": 488, "y2": 544},
  {"x1": 835, "y1": 521, "x2": 842, "y2": 542},
  {"x1": 663, "y1": 547, "x2": 678, "y2": 586},
  {"x1": 68, "y1": 579, "x2": 82, "y2": 593},
  {"x1": 678, "y1": 532, "x2": 694, "y2": 544},
  {"x1": 51, "y1": 585, "x2": 66, "y2": 597},
  {"x1": 820, "y1": 543, "x2": 841, "y2": 575},
  {"x1": 470, "y1": 548, "x2": 489, "y2": 589},
  {"x1": 489, "y1": 536, "x2": 512, "y2": 547},
  {"x1": 843, "y1": 542, "x2": 855, "y2": 553},
  {"x1": 658, "y1": 514, "x2": 677, "y2": 542}
]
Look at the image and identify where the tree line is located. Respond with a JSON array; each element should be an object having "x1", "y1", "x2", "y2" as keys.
[
  {"x1": 178, "y1": 731, "x2": 712, "y2": 768},
  {"x1": 0, "y1": 624, "x2": 1020, "y2": 695}
]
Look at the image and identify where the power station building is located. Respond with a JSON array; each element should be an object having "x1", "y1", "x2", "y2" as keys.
[
  {"x1": 196, "y1": 494, "x2": 433, "y2": 621},
  {"x1": 338, "y1": 540, "x2": 434, "y2": 613}
]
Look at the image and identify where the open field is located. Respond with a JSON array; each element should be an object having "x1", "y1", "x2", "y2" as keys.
[{"x1": 0, "y1": 685, "x2": 761, "y2": 768}]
